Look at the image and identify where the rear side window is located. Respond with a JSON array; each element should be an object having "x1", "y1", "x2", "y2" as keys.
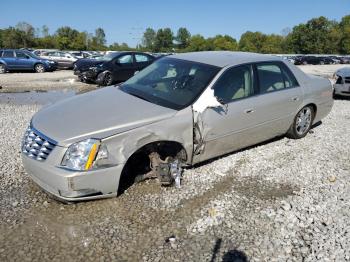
[
  {"x1": 135, "y1": 54, "x2": 150, "y2": 62},
  {"x1": 15, "y1": 51, "x2": 27, "y2": 58},
  {"x1": 257, "y1": 62, "x2": 297, "y2": 94},
  {"x1": 3, "y1": 51, "x2": 14, "y2": 58},
  {"x1": 0, "y1": 51, "x2": 3, "y2": 57},
  {"x1": 213, "y1": 65, "x2": 254, "y2": 103},
  {"x1": 280, "y1": 63, "x2": 299, "y2": 88}
]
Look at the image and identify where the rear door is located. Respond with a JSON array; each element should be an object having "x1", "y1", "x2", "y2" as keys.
[
  {"x1": 254, "y1": 61, "x2": 303, "y2": 131},
  {"x1": 112, "y1": 54, "x2": 135, "y2": 82},
  {"x1": 134, "y1": 53, "x2": 154, "y2": 72},
  {"x1": 1, "y1": 50, "x2": 16, "y2": 69}
]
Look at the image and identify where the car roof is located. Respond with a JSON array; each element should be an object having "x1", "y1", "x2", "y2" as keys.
[{"x1": 169, "y1": 51, "x2": 282, "y2": 68}]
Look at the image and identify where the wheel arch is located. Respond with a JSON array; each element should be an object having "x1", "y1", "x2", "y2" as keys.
[{"x1": 117, "y1": 140, "x2": 188, "y2": 194}]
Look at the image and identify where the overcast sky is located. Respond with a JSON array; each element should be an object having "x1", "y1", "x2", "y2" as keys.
[{"x1": 1, "y1": 0, "x2": 349, "y2": 46}]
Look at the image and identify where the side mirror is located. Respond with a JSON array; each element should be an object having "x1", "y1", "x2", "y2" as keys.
[{"x1": 26, "y1": 55, "x2": 31, "y2": 59}]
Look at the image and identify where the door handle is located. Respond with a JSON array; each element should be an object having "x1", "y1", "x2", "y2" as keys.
[
  {"x1": 244, "y1": 109, "x2": 255, "y2": 114},
  {"x1": 292, "y1": 96, "x2": 300, "y2": 101}
]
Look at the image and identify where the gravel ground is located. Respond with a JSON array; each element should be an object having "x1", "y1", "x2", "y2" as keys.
[
  {"x1": 298, "y1": 64, "x2": 349, "y2": 78},
  {"x1": 0, "y1": 70, "x2": 96, "y2": 93},
  {"x1": 0, "y1": 66, "x2": 349, "y2": 261}
]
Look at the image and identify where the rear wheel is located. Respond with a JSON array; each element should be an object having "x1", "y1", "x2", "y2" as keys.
[
  {"x1": 0, "y1": 64, "x2": 6, "y2": 74},
  {"x1": 287, "y1": 106, "x2": 314, "y2": 139},
  {"x1": 35, "y1": 63, "x2": 45, "y2": 73}
]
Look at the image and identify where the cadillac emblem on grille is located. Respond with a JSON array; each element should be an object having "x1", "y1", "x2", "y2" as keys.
[{"x1": 22, "y1": 127, "x2": 56, "y2": 161}]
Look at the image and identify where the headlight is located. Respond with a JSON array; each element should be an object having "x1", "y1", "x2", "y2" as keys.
[{"x1": 61, "y1": 139, "x2": 108, "y2": 171}]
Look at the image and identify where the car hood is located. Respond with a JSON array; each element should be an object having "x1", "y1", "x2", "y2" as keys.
[
  {"x1": 32, "y1": 87, "x2": 177, "y2": 146},
  {"x1": 75, "y1": 58, "x2": 105, "y2": 71}
]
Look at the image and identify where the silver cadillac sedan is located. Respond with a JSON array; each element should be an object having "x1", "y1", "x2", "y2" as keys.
[{"x1": 21, "y1": 51, "x2": 334, "y2": 202}]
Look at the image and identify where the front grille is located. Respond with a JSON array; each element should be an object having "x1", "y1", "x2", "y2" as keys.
[
  {"x1": 22, "y1": 127, "x2": 57, "y2": 161},
  {"x1": 345, "y1": 77, "x2": 350, "y2": 84}
]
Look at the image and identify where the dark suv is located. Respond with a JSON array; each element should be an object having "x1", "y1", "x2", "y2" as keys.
[
  {"x1": 0, "y1": 49, "x2": 57, "y2": 73},
  {"x1": 74, "y1": 52, "x2": 155, "y2": 85}
]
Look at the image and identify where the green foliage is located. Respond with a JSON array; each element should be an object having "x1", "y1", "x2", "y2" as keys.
[
  {"x1": 286, "y1": 16, "x2": 341, "y2": 54},
  {"x1": 176, "y1": 27, "x2": 191, "y2": 49},
  {"x1": 186, "y1": 34, "x2": 210, "y2": 51},
  {"x1": 339, "y1": 15, "x2": 350, "y2": 54},
  {"x1": 154, "y1": 28, "x2": 174, "y2": 52},
  {"x1": 209, "y1": 35, "x2": 238, "y2": 51},
  {"x1": 239, "y1": 31, "x2": 266, "y2": 53},
  {"x1": 142, "y1": 28, "x2": 156, "y2": 51}
]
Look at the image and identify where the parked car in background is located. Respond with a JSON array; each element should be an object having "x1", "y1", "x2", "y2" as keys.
[
  {"x1": 339, "y1": 56, "x2": 350, "y2": 64},
  {"x1": 294, "y1": 56, "x2": 334, "y2": 65},
  {"x1": 74, "y1": 51, "x2": 155, "y2": 85},
  {"x1": 32, "y1": 49, "x2": 58, "y2": 56},
  {"x1": 40, "y1": 51, "x2": 78, "y2": 69},
  {"x1": 333, "y1": 67, "x2": 350, "y2": 97},
  {"x1": 22, "y1": 51, "x2": 333, "y2": 201},
  {"x1": 0, "y1": 49, "x2": 57, "y2": 73}
]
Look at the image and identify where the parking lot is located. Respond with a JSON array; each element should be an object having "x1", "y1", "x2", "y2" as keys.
[{"x1": 0, "y1": 65, "x2": 349, "y2": 261}]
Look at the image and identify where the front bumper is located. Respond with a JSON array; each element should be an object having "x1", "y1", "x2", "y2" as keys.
[
  {"x1": 334, "y1": 83, "x2": 350, "y2": 96},
  {"x1": 45, "y1": 63, "x2": 57, "y2": 71},
  {"x1": 80, "y1": 70, "x2": 99, "y2": 82},
  {"x1": 22, "y1": 153, "x2": 124, "y2": 202}
]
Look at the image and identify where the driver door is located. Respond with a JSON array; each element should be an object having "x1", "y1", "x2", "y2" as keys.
[
  {"x1": 196, "y1": 64, "x2": 263, "y2": 161},
  {"x1": 15, "y1": 51, "x2": 32, "y2": 70}
]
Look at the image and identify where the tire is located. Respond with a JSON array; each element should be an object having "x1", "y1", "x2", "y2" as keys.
[
  {"x1": 0, "y1": 64, "x2": 6, "y2": 74},
  {"x1": 102, "y1": 72, "x2": 113, "y2": 86},
  {"x1": 287, "y1": 105, "x2": 314, "y2": 139},
  {"x1": 34, "y1": 63, "x2": 45, "y2": 73}
]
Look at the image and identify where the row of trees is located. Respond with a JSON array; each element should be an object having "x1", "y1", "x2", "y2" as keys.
[
  {"x1": 0, "y1": 22, "x2": 108, "y2": 51},
  {"x1": 0, "y1": 15, "x2": 349, "y2": 54}
]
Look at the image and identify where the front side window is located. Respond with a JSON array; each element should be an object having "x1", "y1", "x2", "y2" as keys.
[
  {"x1": 117, "y1": 54, "x2": 133, "y2": 64},
  {"x1": 135, "y1": 54, "x2": 150, "y2": 62},
  {"x1": 3, "y1": 51, "x2": 14, "y2": 58},
  {"x1": 120, "y1": 57, "x2": 220, "y2": 110},
  {"x1": 213, "y1": 65, "x2": 254, "y2": 104}
]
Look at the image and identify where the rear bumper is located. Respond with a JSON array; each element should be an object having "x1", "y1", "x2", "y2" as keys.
[{"x1": 22, "y1": 153, "x2": 124, "y2": 202}]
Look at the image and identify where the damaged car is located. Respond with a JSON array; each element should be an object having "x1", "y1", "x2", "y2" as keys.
[
  {"x1": 333, "y1": 67, "x2": 350, "y2": 97},
  {"x1": 21, "y1": 51, "x2": 334, "y2": 202},
  {"x1": 74, "y1": 51, "x2": 155, "y2": 86}
]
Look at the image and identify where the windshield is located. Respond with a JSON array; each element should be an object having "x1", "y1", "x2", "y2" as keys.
[
  {"x1": 120, "y1": 57, "x2": 220, "y2": 110},
  {"x1": 27, "y1": 52, "x2": 41, "y2": 59},
  {"x1": 99, "y1": 52, "x2": 120, "y2": 61}
]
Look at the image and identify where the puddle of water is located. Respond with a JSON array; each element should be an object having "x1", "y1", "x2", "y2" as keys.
[{"x1": 0, "y1": 90, "x2": 76, "y2": 105}]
